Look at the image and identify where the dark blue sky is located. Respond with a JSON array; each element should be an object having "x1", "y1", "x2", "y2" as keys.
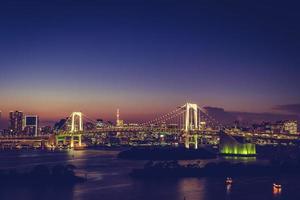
[{"x1": 0, "y1": 0, "x2": 299, "y2": 122}]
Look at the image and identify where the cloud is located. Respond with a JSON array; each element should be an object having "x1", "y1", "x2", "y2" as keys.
[
  {"x1": 203, "y1": 106, "x2": 236, "y2": 124},
  {"x1": 203, "y1": 106, "x2": 298, "y2": 125},
  {"x1": 273, "y1": 104, "x2": 300, "y2": 115}
]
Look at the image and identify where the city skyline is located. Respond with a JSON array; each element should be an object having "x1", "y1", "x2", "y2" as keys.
[
  {"x1": 1, "y1": 2, "x2": 300, "y2": 199},
  {"x1": 0, "y1": 103, "x2": 299, "y2": 129},
  {"x1": 1, "y1": 0, "x2": 300, "y2": 127}
]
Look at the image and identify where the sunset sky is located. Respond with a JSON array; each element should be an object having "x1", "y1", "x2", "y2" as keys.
[{"x1": 0, "y1": 0, "x2": 300, "y2": 126}]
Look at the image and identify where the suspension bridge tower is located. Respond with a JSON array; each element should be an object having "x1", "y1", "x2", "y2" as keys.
[
  {"x1": 71, "y1": 112, "x2": 83, "y2": 133},
  {"x1": 69, "y1": 112, "x2": 83, "y2": 147},
  {"x1": 56, "y1": 112, "x2": 83, "y2": 148},
  {"x1": 184, "y1": 103, "x2": 199, "y2": 149}
]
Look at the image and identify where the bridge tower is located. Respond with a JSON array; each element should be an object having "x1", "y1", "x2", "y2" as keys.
[
  {"x1": 71, "y1": 112, "x2": 83, "y2": 133},
  {"x1": 56, "y1": 112, "x2": 83, "y2": 148},
  {"x1": 70, "y1": 112, "x2": 83, "y2": 147},
  {"x1": 184, "y1": 103, "x2": 199, "y2": 149},
  {"x1": 184, "y1": 103, "x2": 198, "y2": 132}
]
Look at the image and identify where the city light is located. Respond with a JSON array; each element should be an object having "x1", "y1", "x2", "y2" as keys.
[{"x1": 0, "y1": 1, "x2": 299, "y2": 199}]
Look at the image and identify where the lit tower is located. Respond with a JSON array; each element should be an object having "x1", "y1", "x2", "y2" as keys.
[
  {"x1": 184, "y1": 103, "x2": 199, "y2": 149},
  {"x1": 116, "y1": 109, "x2": 120, "y2": 126},
  {"x1": 116, "y1": 109, "x2": 124, "y2": 127},
  {"x1": 61, "y1": 112, "x2": 83, "y2": 148},
  {"x1": 184, "y1": 103, "x2": 198, "y2": 132},
  {"x1": 71, "y1": 112, "x2": 83, "y2": 133}
]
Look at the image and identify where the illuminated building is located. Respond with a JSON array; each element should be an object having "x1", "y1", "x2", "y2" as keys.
[
  {"x1": 118, "y1": 120, "x2": 124, "y2": 127},
  {"x1": 161, "y1": 122, "x2": 167, "y2": 128},
  {"x1": 128, "y1": 123, "x2": 139, "y2": 127},
  {"x1": 9, "y1": 111, "x2": 23, "y2": 134},
  {"x1": 85, "y1": 122, "x2": 95, "y2": 130},
  {"x1": 167, "y1": 123, "x2": 178, "y2": 129},
  {"x1": 40, "y1": 126, "x2": 52, "y2": 135},
  {"x1": 283, "y1": 120, "x2": 297, "y2": 134},
  {"x1": 199, "y1": 121, "x2": 206, "y2": 130},
  {"x1": 24, "y1": 115, "x2": 39, "y2": 136},
  {"x1": 271, "y1": 121, "x2": 284, "y2": 134},
  {"x1": 219, "y1": 132, "x2": 256, "y2": 156},
  {"x1": 96, "y1": 119, "x2": 105, "y2": 128}
]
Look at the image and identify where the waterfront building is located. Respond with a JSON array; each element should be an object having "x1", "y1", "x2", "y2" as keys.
[
  {"x1": 271, "y1": 121, "x2": 284, "y2": 134},
  {"x1": 9, "y1": 111, "x2": 24, "y2": 134},
  {"x1": 24, "y1": 115, "x2": 39, "y2": 136},
  {"x1": 85, "y1": 122, "x2": 95, "y2": 130},
  {"x1": 283, "y1": 120, "x2": 298, "y2": 134},
  {"x1": 96, "y1": 119, "x2": 105, "y2": 128},
  {"x1": 40, "y1": 126, "x2": 52, "y2": 135}
]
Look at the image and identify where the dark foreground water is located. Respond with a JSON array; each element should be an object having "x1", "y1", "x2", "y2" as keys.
[{"x1": 0, "y1": 149, "x2": 299, "y2": 200}]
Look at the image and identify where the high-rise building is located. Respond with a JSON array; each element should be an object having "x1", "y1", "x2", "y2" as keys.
[
  {"x1": 9, "y1": 111, "x2": 24, "y2": 134},
  {"x1": 283, "y1": 120, "x2": 298, "y2": 134},
  {"x1": 24, "y1": 115, "x2": 39, "y2": 136}
]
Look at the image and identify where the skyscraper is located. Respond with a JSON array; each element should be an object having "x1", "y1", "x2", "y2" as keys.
[
  {"x1": 9, "y1": 111, "x2": 23, "y2": 134},
  {"x1": 24, "y1": 115, "x2": 39, "y2": 136}
]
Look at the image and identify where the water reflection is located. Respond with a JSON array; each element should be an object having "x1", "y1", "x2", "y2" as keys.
[
  {"x1": 178, "y1": 178, "x2": 206, "y2": 200},
  {"x1": 223, "y1": 156, "x2": 257, "y2": 162},
  {"x1": 0, "y1": 150, "x2": 300, "y2": 200},
  {"x1": 272, "y1": 183, "x2": 282, "y2": 197},
  {"x1": 226, "y1": 184, "x2": 232, "y2": 195},
  {"x1": 0, "y1": 184, "x2": 75, "y2": 200}
]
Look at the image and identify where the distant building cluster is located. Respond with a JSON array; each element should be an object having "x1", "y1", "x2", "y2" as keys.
[
  {"x1": 0, "y1": 111, "x2": 53, "y2": 136},
  {"x1": 283, "y1": 121, "x2": 298, "y2": 134},
  {"x1": 8, "y1": 111, "x2": 39, "y2": 136},
  {"x1": 0, "y1": 109, "x2": 298, "y2": 139},
  {"x1": 243, "y1": 120, "x2": 298, "y2": 135}
]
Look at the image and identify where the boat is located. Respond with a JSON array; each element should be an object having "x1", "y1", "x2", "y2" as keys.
[
  {"x1": 273, "y1": 183, "x2": 282, "y2": 189},
  {"x1": 273, "y1": 183, "x2": 282, "y2": 195},
  {"x1": 226, "y1": 177, "x2": 233, "y2": 185}
]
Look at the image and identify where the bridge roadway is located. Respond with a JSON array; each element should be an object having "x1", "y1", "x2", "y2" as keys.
[
  {"x1": 84, "y1": 127, "x2": 300, "y2": 142},
  {"x1": 0, "y1": 128, "x2": 299, "y2": 143},
  {"x1": 85, "y1": 126, "x2": 182, "y2": 133}
]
